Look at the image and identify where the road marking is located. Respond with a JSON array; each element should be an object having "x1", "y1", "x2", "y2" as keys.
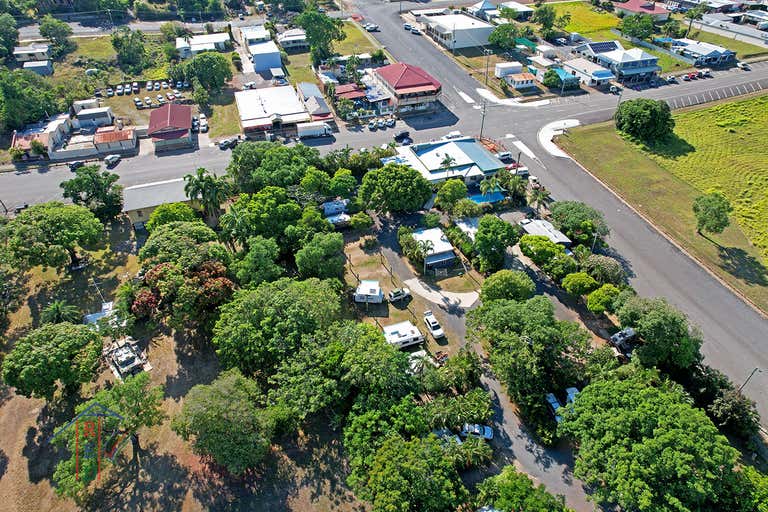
[
  {"x1": 708, "y1": 91, "x2": 714, "y2": 101},
  {"x1": 511, "y1": 140, "x2": 536, "y2": 160},
  {"x1": 716, "y1": 90, "x2": 721, "y2": 99},
  {"x1": 504, "y1": 133, "x2": 517, "y2": 139},
  {"x1": 456, "y1": 89, "x2": 475, "y2": 104},
  {"x1": 729, "y1": 87, "x2": 735, "y2": 96},
  {"x1": 749, "y1": 83, "x2": 756, "y2": 92},
  {"x1": 758, "y1": 82, "x2": 764, "y2": 90}
]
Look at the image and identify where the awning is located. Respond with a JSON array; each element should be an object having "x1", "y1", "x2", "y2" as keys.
[
  {"x1": 425, "y1": 251, "x2": 456, "y2": 266},
  {"x1": 242, "y1": 119, "x2": 272, "y2": 130},
  {"x1": 397, "y1": 85, "x2": 439, "y2": 95}
]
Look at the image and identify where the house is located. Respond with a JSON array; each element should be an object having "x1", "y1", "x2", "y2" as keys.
[
  {"x1": 354, "y1": 280, "x2": 384, "y2": 304},
  {"x1": 277, "y1": 28, "x2": 308, "y2": 50},
  {"x1": 175, "y1": 32, "x2": 231, "y2": 59},
  {"x1": 505, "y1": 72, "x2": 537, "y2": 89},
  {"x1": 249, "y1": 40, "x2": 282, "y2": 71},
  {"x1": 11, "y1": 114, "x2": 72, "y2": 159},
  {"x1": 383, "y1": 321, "x2": 425, "y2": 349},
  {"x1": 296, "y1": 82, "x2": 333, "y2": 122},
  {"x1": 536, "y1": 44, "x2": 557, "y2": 59},
  {"x1": 537, "y1": 67, "x2": 581, "y2": 89},
  {"x1": 563, "y1": 57, "x2": 616, "y2": 86},
  {"x1": 613, "y1": 0, "x2": 670, "y2": 21},
  {"x1": 235, "y1": 85, "x2": 310, "y2": 133},
  {"x1": 498, "y1": 1, "x2": 534, "y2": 21},
  {"x1": 468, "y1": 0, "x2": 498, "y2": 20},
  {"x1": 412, "y1": 227, "x2": 457, "y2": 269},
  {"x1": 519, "y1": 219, "x2": 571, "y2": 246},
  {"x1": 574, "y1": 40, "x2": 624, "y2": 59},
  {"x1": 372, "y1": 62, "x2": 442, "y2": 115},
  {"x1": 236, "y1": 25, "x2": 271, "y2": 46},
  {"x1": 72, "y1": 98, "x2": 100, "y2": 114},
  {"x1": 23, "y1": 60, "x2": 53, "y2": 76},
  {"x1": 93, "y1": 126, "x2": 137, "y2": 152},
  {"x1": 384, "y1": 135, "x2": 507, "y2": 184},
  {"x1": 594, "y1": 46, "x2": 660, "y2": 83},
  {"x1": 147, "y1": 103, "x2": 193, "y2": 151},
  {"x1": 671, "y1": 38, "x2": 737, "y2": 66},
  {"x1": 743, "y1": 10, "x2": 768, "y2": 30},
  {"x1": 494, "y1": 61, "x2": 524, "y2": 78},
  {"x1": 321, "y1": 198, "x2": 350, "y2": 217},
  {"x1": 671, "y1": 0, "x2": 739, "y2": 13},
  {"x1": 455, "y1": 217, "x2": 480, "y2": 241},
  {"x1": 13, "y1": 43, "x2": 51, "y2": 62},
  {"x1": 75, "y1": 106, "x2": 114, "y2": 128},
  {"x1": 528, "y1": 55, "x2": 557, "y2": 70},
  {"x1": 122, "y1": 178, "x2": 193, "y2": 229},
  {"x1": 424, "y1": 13, "x2": 495, "y2": 50}
]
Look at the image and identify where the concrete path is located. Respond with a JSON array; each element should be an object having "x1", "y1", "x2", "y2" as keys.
[
  {"x1": 538, "y1": 119, "x2": 581, "y2": 158},
  {"x1": 403, "y1": 278, "x2": 479, "y2": 309}
]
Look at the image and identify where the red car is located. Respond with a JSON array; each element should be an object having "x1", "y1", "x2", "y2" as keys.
[{"x1": 688, "y1": 72, "x2": 698, "y2": 80}]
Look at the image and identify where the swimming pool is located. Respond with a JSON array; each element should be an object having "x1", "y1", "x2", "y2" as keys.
[{"x1": 468, "y1": 190, "x2": 506, "y2": 204}]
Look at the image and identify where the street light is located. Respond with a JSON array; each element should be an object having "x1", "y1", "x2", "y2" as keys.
[
  {"x1": 739, "y1": 367, "x2": 762, "y2": 392},
  {"x1": 483, "y1": 48, "x2": 494, "y2": 85}
]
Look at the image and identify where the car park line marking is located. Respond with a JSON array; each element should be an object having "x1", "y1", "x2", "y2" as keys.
[
  {"x1": 716, "y1": 90, "x2": 722, "y2": 99},
  {"x1": 749, "y1": 83, "x2": 756, "y2": 92},
  {"x1": 729, "y1": 87, "x2": 736, "y2": 96},
  {"x1": 708, "y1": 91, "x2": 714, "y2": 101},
  {"x1": 512, "y1": 140, "x2": 536, "y2": 161}
]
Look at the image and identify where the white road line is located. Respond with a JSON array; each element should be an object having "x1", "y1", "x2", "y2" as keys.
[
  {"x1": 504, "y1": 133, "x2": 516, "y2": 139},
  {"x1": 729, "y1": 87, "x2": 735, "y2": 96},
  {"x1": 512, "y1": 140, "x2": 536, "y2": 160},
  {"x1": 708, "y1": 91, "x2": 714, "y2": 101},
  {"x1": 758, "y1": 82, "x2": 764, "y2": 90},
  {"x1": 456, "y1": 89, "x2": 475, "y2": 104},
  {"x1": 716, "y1": 90, "x2": 722, "y2": 99}
]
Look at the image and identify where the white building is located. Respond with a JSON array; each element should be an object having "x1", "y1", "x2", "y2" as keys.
[
  {"x1": 505, "y1": 72, "x2": 536, "y2": 89},
  {"x1": 383, "y1": 321, "x2": 425, "y2": 349},
  {"x1": 671, "y1": 38, "x2": 736, "y2": 66},
  {"x1": 249, "y1": 40, "x2": 282, "y2": 71},
  {"x1": 519, "y1": 219, "x2": 572, "y2": 246},
  {"x1": 13, "y1": 43, "x2": 51, "y2": 62},
  {"x1": 424, "y1": 13, "x2": 495, "y2": 50},
  {"x1": 176, "y1": 32, "x2": 231, "y2": 59},
  {"x1": 23, "y1": 60, "x2": 53, "y2": 76},
  {"x1": 354, "y1": 280, "x2": 384, "y2": 304},
  {"x1": 235, "y1": 85, "x2": 310, "y2": 133},
  {"x1": 236, "y1": 25, "x2": 271, "y2": 46},
  {"x1": 562, "y1": 58, "x2": 615, "y2": 86},
  {"x1": 412, "y1": 227, "x2": 456, "y2": 269},
  {"x1": 74, "y1": 106, "x2": 114, "y2": 128},
  {"x1": 494, "y1": 61, "x2": 523, "y2": 78},
  {"x1": 277, "y1": 28, "x2": 308, "y2": 50},
  {"x1": 498, "y1": 1, "x2": 534, "y2": 21}
]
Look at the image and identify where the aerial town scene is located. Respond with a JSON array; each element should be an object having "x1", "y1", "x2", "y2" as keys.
[{"x1": 0, "y1": 0, "x2": 767, "y2": 510}]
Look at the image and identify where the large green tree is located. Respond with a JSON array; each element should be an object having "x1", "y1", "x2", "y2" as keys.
[
  {"x1": 220, "y1": 187, "x2": 302, "y2": 252},
  {"x1": 358, "y1": 163, "x2": 432, "y2": 213},
  {"x1": 480, "y1": 269, "x2": 535, "y2": 303},
  {"x1": 295, "y1": 232, "x2": 345, "y2": 279},
  {"x1": 6, "y1": 202, "x2": 102, "y2": 268},
  {"x1": 0, "y1": 13, "x2": 18, "y2": 63},
  {"x1": 111, "y1": 27, "x2": 147, "y2": 73},
  {"x1": 614, "y1": 98, "x2": 675, "y2": 141},
  {"x1": 518, "y1": 234, "x2": 565, "y2": 266},
  {"x1": 0, "y1": 68, "x2": 60, "y2": 134},
  {"x1": 183, "y1": 167, "x2": 230, "y2": 222},
  {"x1": 692, "y1": 191, "x2": 732, "y2": 235},
  {"x1": 475, "y1": 214, "x2": 520, "y2": 273},
  {"x1": 560, "y1": 369, "x2": 746, "y2": 512},
  {"x1": 478, "y1": 465, "x2": 573, "y2": 512},
  {"x1": 435, "y1": 179, "x2": 468, "y2": 214},
  {"x1": 488, "y1": 23, "x2": 520, "y2": 50},
  {"x1": 329, "y1": 168, "x2": 358, "y2": 198},
  {"x1": 619, "y1": 14, "x2": 655, "y2": 40},
  {"x1": 60, "y1": 165, "x2": 123, "y2": 223},
  {"x1": 2, "y1": 323, "x2": 102, "y2": 399},
  {"x1": 39, "y1": 14, "x2": 73, "y2": 56},
  {"x1": 145, "y1": 202, "x2": 199, "y2": 233},
  {"x1": 227, "y1": 141, "x2": 322, "y2": 193},
  {"x1": 179, "y1": 51, "x2": 232, "y2": 92},
  {"x1": 172, "y1": 368, "x2": 273, "y2": 475},
  {"x1": 138, "y1": 220, "x2": 227, "y2": 268},
  {"x1": 41, "y1": 299, "x2": 81, "y2": 324},
  {"x1": 212, "y1": 277, "x2": 341, "y2": 380},
  {"x1": 549, "y1": 200, "x2": 609, "y2": 246},
  {"x1": 295, "y1": 7, "x2": 346, "y2": 62},
  {"x1": 232, "y1": 236, "x2": 283, "y2": 287}
]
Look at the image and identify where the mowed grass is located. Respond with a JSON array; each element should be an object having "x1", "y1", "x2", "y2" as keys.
[
  {"x1": 284, "y1": 50, "x2": 316, "y2": 84},
  {"x1": 558, "y1": 95, "x2": 768, "y2": 312},
  {"x1": 687, "y1": 29, "x2": 768, "y2": 60},
  {"x1": 207, "y1": 88, "x2": 241, "y2": 138},
  {"x1": 552, "y1": 1, "x2": 619, "y2": 35},
  {"x1": 335, "y1": 21, "x2": 382, "y2": 55}
]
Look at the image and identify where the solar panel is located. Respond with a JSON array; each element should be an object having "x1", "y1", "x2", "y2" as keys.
[{"x1": 589, "y1": 41, "x2": 619, "y2": 54}]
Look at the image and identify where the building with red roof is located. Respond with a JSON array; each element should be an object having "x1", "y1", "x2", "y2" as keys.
[
  {"x1": 147, "y1": 103, "x2": 193, "y2": 152},
  {"x1": 373, "y1": 63, "x2": 442, "y2": 115},
  {"x1": 613, "y1": 0, "x2": 669, "y2": 20},
  {"x1": 93, "y1": 126, "x2": 137, "y2": 152}
]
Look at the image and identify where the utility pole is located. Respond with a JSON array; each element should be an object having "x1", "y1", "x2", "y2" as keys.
[
  {"x1": 483, "y1": 48, "x2": 493, "y2": 85},
  {"x1": 479, "y1": 98, "x2": 488, "y2": 139},
  {"x1": 0, "y1": 197, "x2": 8, "y2": 216},
  {"x1": 739, "y1": 367, "x2": 761, "y2": 392}
]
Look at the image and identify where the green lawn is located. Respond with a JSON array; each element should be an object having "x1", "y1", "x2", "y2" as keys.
[
  {"x1": 207, "y1": 88, "x2": 241, "y2": 138},
  {"x1": 687, "y1": 29, "x2": 768, "y2": 60},
  {"x1": 558, "y1": 95, "x2": 768, "y2": 313},
  {"x1": 552, "y1": 1, "x2": 620, "y2": 35},
  {"x1": 285, "y1": 50, "x2": 316, "y2": 85},
  {"x1": 335, "y1": 21, "x2": 382, "y2": 55}
]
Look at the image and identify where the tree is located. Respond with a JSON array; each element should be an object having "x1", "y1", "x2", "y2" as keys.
[
  {"x1": 138, "y1": 221, "x2": 226, "y2": 267},
  {"x1": 481, "y1": 269, "x2": 535, "y2": 303},
  {"x1": 41, "y1": 299, "x2": 81, "y2": 324},
  {"x1": 39, "y1": 15, "x2": 74, "y2": 56},
  {"x1": 619, "y1": 14, "x2": 655, "y2": 40},
  {"x1": 0, "y1": 260, "x2": 26, "y2": 333},
  {"x1": 692, "y1": 191, "x2": 732, "y2": 235},
  {"x1": 53, "y1": 373, "x2": 165, "y2": 500},
  {"x1": 145, "y1": 202, "x2": 198, "y2": 232},
  {"x1": 542, "y1": 68, "x2": 562, "y2": 89},
  {"x1": 6, "y1": 202, "x2": 102, "y2": 269},
  {"x1": 518, "y1": 234, "x2": 565, "y2": 266},
  {"x1": 586, "y1": 284, "x2": 621, "y2": 314},
  {"x1": 295, "y1": 8, "x2": 345, "y2": 62},
  {"x1": 0, "y1": 68, "x2": 60, "y2": 135},
  {"x1": 549, "y1": 201, "x2": 609, "y2": 245},
  {"x1": 532, "y1": 4, "x2": 557, "y2": 38},
  {"x1": 542, "y1": 253, "x2": 579, "y2": 283},
  {"x1": 365, "y1": 435, "x2": 469, "y2": 512},
  {"x1": 111, "y1": 27, "x2": 146, "y2": 73},
  {"x1": 226, "y1": 141, "x2": 322, "y2": 193},
  {"x1": 299, "y1": 166, "x2": 331, "y2": 195},
  {"x1": 233, "y1": 236, "x2": 282, "y2": 287},
  {"x1": 2, "y1": 323, "x2": 102, "y2": 399},
  {"x1": 60, "y1": 165, "x2": 123, "y2": 223},
  {"x1": 183, "y1": 167, "x2": 230, "y2": 221},
  {"x1": 0, "y1": 13, "x2": 18, "y2": 63},
  {"x1": 358, "y1": 163, "x2": 432, "y2": 213},
  {"x1": 160, "y1": 21, "x2": 191, "y2": 42},
  {"x1": 614, "y1": 98, "x2": 675, "y2": 141},
  {"x1": 475, "y1": 214, "x2": 520, "y2": 273},
  {"x1": 452, "y1": 198, "x2": 483, "y2": 219},
  {"x1": 529, "y1": 187, "x2": 551, "y2": 215},
  {"x1": 560, "y1": 369, "x2": 744, "y2": 512},
  {"x1": 617, "y1": 296, "x2": 702, "y2": 371},
  {"x1": 439, "y1": 154, "x2": 456, "y2": 178},
  {"x1": 212, "y1": 278, "x2": 341, "y2": 379},
  {"x1": 349, "y1": 211, "x2": 374, "y2": 232},
  {"x1": 335, "y1": 97, "x2": 355, "y2": 120},
  {"x1": 479, "y1": 175, "x2": 501, "y2": 198},
  {"x1": 329, "y1": 168, "x2": 357, "y2": 198},
  {"x1": 181, "y1": 52, "x2": 232, "y2": 92},
  {"x1": 684, "y1": 5, "x2": 707, "y2": 37},
  {"x1": 488, "y1": 23, "x2": 520, "y2": 50},
  {"x1": 662, "y1": 19, "x2": 682, "y2": 37},
  {"x1": 478, "y1": 465, "x2": 573, "y2": 512},
  {"x1": 295, "y1": 232, "x2": 345, "y2": 279},
  {"x1": 220, "y1": 187, "x2": 302, "y2": 251},
  {"x1": 582, "y1": 254, "x2": 625, "y2": 285},
  {"x1": 192, "y1": 77, "x2": 209, "y2": 108},
  {"x1": 172, "y1": 368, "x2": 273, "y2": 475},
  {"x1": 561, "y1": 272, "x2": 599, "y2": 296},
  {"x1": 435, "y1": 179, "x2": 468, "y2": 214}
]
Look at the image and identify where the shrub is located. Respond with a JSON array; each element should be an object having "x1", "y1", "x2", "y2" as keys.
[
  {"x1": 421, "y1": 212, "x2": 442, "y2": 229},
  {"x1": 586, "y1": 284, "x2": 621, "y2": 314},
  {"x1": 583, "y1": 254, "x2": 625, "y2": 285},
  {"x1": 518, "y1": 235, "x2": 565, "y2": 266},
  {"x1": 561, "y1": 272, "x2": 599, "y2": 297},
  {"x1": 481, "y1": 270, "x2": 535, "y2": 302}
]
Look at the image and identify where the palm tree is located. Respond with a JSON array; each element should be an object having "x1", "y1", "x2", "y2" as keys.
[
  {"x1": 184, "y1": 168, "x2": 231, "y2": 223},
  {"x1": 530, "y1": 187, "x2": 551, "y2": 216},
  {"x1": 507, "y1": 175, "x2": 527, "y2": 204},
  {"x1": 41, "y1": 300, "x2": 81, "y2": 324},
  {"x1": 219, "y1": 200, "x2": 251, "y2": 251},
  {"x1": 440, "y1": 154, "x2": 456, "y2": 179},
  {"x1": 416, "y1": 239, "x2": 434, "y2": 274},
  {"x1": 479, "y1": 176, "x2": 500, "y2": 199},
  {"x1": 662, "y1": 19, "x2": 681, "y2": 38},
  {"x1": 684, "y1": 5, "x2": 707, "y2": 37}
]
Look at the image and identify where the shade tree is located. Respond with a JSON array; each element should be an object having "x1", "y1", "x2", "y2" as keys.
[
  {"x1": 692, "y1": 190, "x2": 732, "y2": 235},
  {"x1": 480, "y1": 269, "x2": 535, "y2": 303},
  {"x1": 295, "y1": 232, "x2": 345, "y2": 279},
  {"x1": 474, "y1": 215, "x2": 520, "y2": 273},
  {"x1": 358, "y1": 163, "x2": 432, "y2": 213},
  {"x1": 477, "y1": 465, "x2": 573, "y2": 512},
  {"x1": 60, "y1": 165, "x2": 123, "y2": 223},
  {"x1": 615, "y1": 98, "x2": 675, "y2": 141}
]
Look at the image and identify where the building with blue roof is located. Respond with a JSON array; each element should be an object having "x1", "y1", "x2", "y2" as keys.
[
  {"x1": 562, "y1": 57, "x2": 615, "y2": 86},
  {"x1": 384, "y1": 134, "x2": 507, "y2": 185}
]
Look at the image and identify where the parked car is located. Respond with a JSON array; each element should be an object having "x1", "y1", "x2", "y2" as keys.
[
  {"x1": 388, "y1": 287, "x2": 411, "y2": 302},
  {"x1": 146, "y1": 81, "x2": 153, "y2": 90},
  {"x1": 199, "y1": 113, "x2": 209, "y2": 132},
  {"x1": 376, "y1": 119, "x2": 386, "y2": 129},
  {"x1": 701, "y1": 68, "x2": 712, "y2": 77},
  {"x1": 368, "y1": 120, "x2": 377, "y2": 130},
  {"x1": 144, "y1": 96, "x2": 152, "y2": 105},
  {"x1": 104, "y1": 154, "x2": 121, "y2": 167},
  {"x1": 432, "y1": 429, "x2": 462, "y2": 446},
  {"x1": 610, "y1": 327, "x2": 636, "y2": 357},
  {"x1": 609, "y1": 85, "x2": 621, "y2": 94},
  {"x1": 68, "y1": 160, "x2": 85, "y2": 171},
  {"x1": 183, "y1": 80, "x2": 190, "y2": 88},
  {"x1": 403, "y1": 23, "x2": 412, "y2": 30},
  {"x1": 423, "y1": 310, "x2": 445, "y2": 339},
  {"x1": 461, "y1": 423, "x2": 493, "y2": 440},
  {"x1": 555, "y1": 37, "x2": 568, "y2": 45},
  {"x1": 385, "y1": 118, "x2": 396, "y2": 127},
  {"x1": 545, "y1": 393, "x2": 563, "y2": 423},
  {"x1": 166, "y1": 92, "x2": 175, "y2": 100},
  {"x1": 666, "y1": 75, "x2": 677, "y2": 83},
  {"x1": 154, "y1": 82, "x2": 161, "y2": 90},
  {"x1": 737, "y1": 61, "x2": 750, "y2": 70},
  {"x1": 123, "y1": 84, "x2": 131, "y2": 93},
  {"x1": 106, "y1": 87, "x2": 114, "y2": 97},
  {"x1": 132, "y1": 81, "x2": 139, "y2": 92},
  {"x1": 496, "y1": 151, "x2": 512, "y2": 162},
  {"x1": 393, "y1": 130, "x2": 410, "y2": 142},
  {"x1": 161, "y1": 81, "x2": 169, "y2": 89},
  {"x1": 133, "y1": 96, "x2": 142, "y2": 106},
  {"x1": 682, "y1": 74, "x2": 691, "y2": 81},
  {"x1": 365, "y1": 23, "x2": 379, "y2": 32},
  {"x1": 410, "y1": 27, "x2": 421, "y2": 35},
  {"x1": 243, "y1": 81, "x2": 257, "y2": 89},
  {"x1": 176, "y1": 81, "x2": 183, "y2": 89},
  {"x1": 687, "y1": 72, "x2": 698, "y2": 80},
  {"x1": 219, "y1": 137, "x2": 239, "y2": 149},
  {"x1": 115, "y1": 84, "x2": 124, "y2": 95}
]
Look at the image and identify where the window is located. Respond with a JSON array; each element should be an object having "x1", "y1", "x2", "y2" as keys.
[{"x1": 137, "y1": 210, "x2": 143, "y2": 218}]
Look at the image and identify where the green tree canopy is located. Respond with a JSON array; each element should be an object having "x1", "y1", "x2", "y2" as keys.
[
  {"x1": 549, "y1": 200, "x2": 609, "y2": 244},
  {"x1": 111, "y1": 27, "x2": 147, "y2": 73},
  {"x1": 329, "y1": 168, "x2": 358, "y2": 198},
  {"x1": 60, "y1": 165, "x2": 123, "y2": 222},
  {"x1": 299, "y1": 166, "x2": 331, "y2": 195},
  {"x1": 227, "y1": 141, "x2": 322, "y2": 193},
  {"x1": 295, "y1": 232, "x2": 345, "y2": 279},
  {"x1": 692, "y1": 191, "x2": 732, "y2": 235},
  {"x1": 41, "y1": 299, "x2": 81, "y2": 324},
  {"x1": 478, "y1": 465, "x2": 573, "y2": 512},
  {"x1": 488, "y1": 23, "x2": 520, "y2": 50},
  {"x1": 179, "y1": 51, "x2": 232, "y2": 91},
  {"x1": 435, "y1": 179, "x2": 468, "y2": 214},
  {"x1": 0, "y1": 13, "x2": 18, "y2": 63},
  {"x1": 358, "y1": 163, "x2": 432, "y2": 213},
  {"x1": 586, "y1": 283, "x2": 621, "y2": 314},
  {"x1": 145, "y1": 202, "x2": 199, "y2": 232},
  {"x1": 39, "y1": 14, "x2": 73, "y2": 55},
  {"x1": 233, "y1": 235, "x2": 282, "y2": 287},
  {"x1": 139, "y1": 220, "x2": 227, "y2": 268},
  {"x1": 172, "y1": 368, "x2": 273, "y2": 475},
  {"x1": 582, "y1": 254, "x2": 625, "y2": 285},
  {"x1": 615, "y1": 98, "x2": 675, "y2": 141},
  {"x1": 0, "y1": 68, "x2": 60, "y2": 135},
  {"x1": 2, "y1": 323, "x2": 102, "y2": 399},
  {"x1": 561, "y1": 272, "x2": 599, "y2": 296},
  {"x1": 542, "y1": 68, "x2": 562, "y2": 89},
  {"x1": 481, "y1": 269, "x2": 536, "y2": 303},
  {"x1": 620, "y1": 13, "x2": 655, "y2": 40},
  {"x1": 519, "y1": 234, "x2": 565, "y2": 266},
  {"x1": 295, "y1": 7, "x2": 345, "y2": 61},
  {"x1": 475, "y1": 214, "x2": 520, "y2": 273},
  {"x1": 7, "y1": 202, "x2": 102, "y2": 268}
]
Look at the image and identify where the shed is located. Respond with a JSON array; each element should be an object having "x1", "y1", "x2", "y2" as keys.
[
  {"x1": 122, "y1": 178, "x2": 193, "y2": 229},
  {"x1": 383, "y1": 321, "x2": 425, "y2": 349},
  {"x1": 76, "y1": 106, "x2": 114, "y2": 128},
  {"x1": 249, "y1": 40, "x2": 282, "y2": 72},
  {"x1": 412, "y1": 227, "x2": 456, "y2": 268},
  {"x1": 354, "y1": 280, "x2": 384, "y2": 304},
  {"x1": 23, "y1": 60, "x2": 53, "y2": 76},
  {"x1": 494, "y1": 61, "x2": 523, "y2": 78}
]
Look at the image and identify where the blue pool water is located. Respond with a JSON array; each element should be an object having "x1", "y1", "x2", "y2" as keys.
[{"x1": 468, "y1": 191, "x2": 506, "y2": 204}]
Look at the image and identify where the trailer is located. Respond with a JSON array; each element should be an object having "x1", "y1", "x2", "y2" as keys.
[
  {"x1": 383, "y1": 321, "x2": 425, "y2": 349},
  {"x1": 297, "y1": 121, "x2": 332, "y2": 138}
]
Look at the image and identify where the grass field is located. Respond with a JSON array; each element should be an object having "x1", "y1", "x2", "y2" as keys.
[
  {"x1": 552, "y1": 1, "x2": 619, "y2": 35},
  {"x1": 558, "y1": 95, "x2": 768, "y2": 312},
  {"x1": 207, "y1": 88, "x2": 241, "y2": 138},
  {"x1": 335, "y1": 21, "x2": 382, "y2": 55},
  {"x1": 284, "y1": 50, "x2": 316, "y2": 85}
]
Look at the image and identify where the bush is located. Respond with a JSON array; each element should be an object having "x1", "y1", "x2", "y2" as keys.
[
  {"x1": 518, "y1": 235, "x2": 565, "y2": 266},
  {"x1": 444, "y1": 225, "x2": 476, "y2": 260},
  {"x1": 421, "y1": 212, "x2": 442, "y2": 229},
  {"x1": 542, "y1": 253, "x2": 578, "y2": 283},
  {"x1": 350, "y1": 211, "x2": 373, "y2": 232},
  {"x1": 561, "y1": 272, "x2": 599, "y2": 297},
  {"x1": 481, "y1": 270, "x2": 535, "y2": 303},
  {"x1": 583, "y1": 254, "x2": 625, "y2": 285},
  {"x1": 614, "y1": 98, "x2": 675, "y2": 142},
  {"x1": 586, "y1": 284, "x2": 621, "y2": 314}
]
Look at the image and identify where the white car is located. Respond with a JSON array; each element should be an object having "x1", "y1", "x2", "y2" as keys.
[
  {"x1": 115, "y1": 84, "x2": 124, "y2": 95},
  {"x1": 243, "y1": 81, "x2": 257, "y2": 89},
  {"x1": 423, "y1": 310, "x2": 445, "y2": 339},
  {"x1": 737, "y1": 61, "x2": 750, "y2": 70},
  {"x1": 104, "y1": 154, "x2": 121, "y2": 167},
  {"x1": 546, "y1": 393, "x2": 563, "y2": 423},
  {"x1": 460, "y1": 423, "x2": 493, "y2": 440}
]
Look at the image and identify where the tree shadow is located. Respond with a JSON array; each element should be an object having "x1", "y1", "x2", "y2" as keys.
[
  {"x1": 643, "y1": 133, "x2": 695, "y2": 159},
  {"x1": 162, "y1": 331, "x2": 221, "y2": 400},
  {"x1": 600, "y1": 246, "x2": 636, "y2": 280},
  {"x1": 717, "y1": 246, "x2": 768, "y2": 286},
  {"x1": 0, "y1": 449, "x2": 8, "y2": 482}
]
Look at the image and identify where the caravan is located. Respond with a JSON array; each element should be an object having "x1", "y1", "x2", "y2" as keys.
[
  {"x1": 383, "y1": 321, "x2": 425, "y2": 349},
  {"x1": 354, "y1": 280, "x2": 384, "y2": 304}
]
